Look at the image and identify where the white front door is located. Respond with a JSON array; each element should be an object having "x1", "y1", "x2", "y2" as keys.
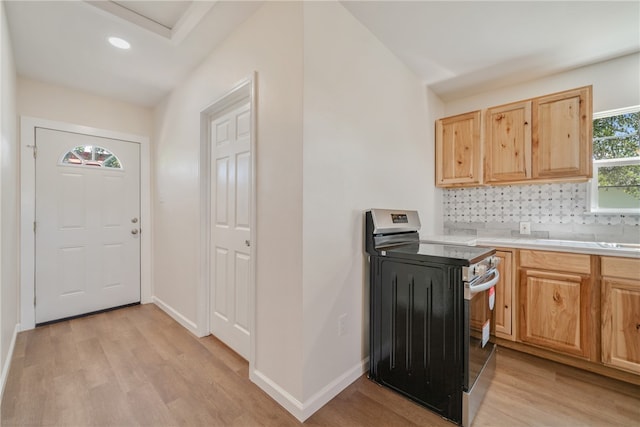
[
  {"x1": 210, "y1": 102, "x2": 252, "y2": 359},
  {"x1": 35, "y1": 128, "x2": 141, "y2": 324}
]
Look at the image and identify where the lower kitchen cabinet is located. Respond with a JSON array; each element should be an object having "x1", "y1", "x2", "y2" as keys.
[
  {"x1": 518, "y1": 250, "x2": 595, "y2": 359},
  {"x1": 601, "y1": 256, "x2": 640, "y2": 374},
  {"x1": 493, "y1": 250, "x2": 515, "y2": 340},
  {"x1": 487, "y1": 247, "x2": 639, "y2": 384}
]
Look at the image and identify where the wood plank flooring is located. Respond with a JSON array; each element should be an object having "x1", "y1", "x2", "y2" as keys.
[{"x1": 2, "y1": 304, "x2": 638, "y2": 426}]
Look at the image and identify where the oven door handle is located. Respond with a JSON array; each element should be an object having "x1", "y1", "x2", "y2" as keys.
[{"x1": 468, "y1": 270, "x2": 500, "y2": 294}]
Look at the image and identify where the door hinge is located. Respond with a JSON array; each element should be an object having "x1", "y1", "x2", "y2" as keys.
[
  {"x1": 27, "y1": 144, "x2": 37, "y2": 159},
  {"x1": 33, "y1": 221, "x2": 36, "y2": 233},
  {"x1": 33, "y1": 296, "x2": 36, "y2": 307}
]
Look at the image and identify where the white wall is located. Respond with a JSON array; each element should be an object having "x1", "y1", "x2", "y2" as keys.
[
  {"x1": 301, "y1": 1, "x2": 438, "y2": 406},
  {"x1": 0, "y1": 0, "x2": 18, "y2": 394},
  {"x1": 427, "y1": 87, "x2": 445, "y2": 224},
  {"x1": 443, "y1": 52, "x2": 640, "y2": 116},
  {"x1": 152, "y1": 0, "x2": 305, "y2": 402},
  {"x1": 152, "y1": 0, "x2": 441, "y2": 419},
  {"x1": 17, "y1": 76, "x2": 153, "y2": 137}
]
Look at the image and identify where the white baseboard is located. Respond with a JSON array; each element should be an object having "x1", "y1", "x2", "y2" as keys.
[
  {"x1": 299, "y1": 357, "x2": 369, "y2": 420},
  {"x1": 0, "y1": 323, "x2": 20, "y2": 401},
  {"x1": 250, "y1": 369, "x2": 304, "y2": 419},
  {"x1": 250, "y1": 357, "x2": 368, "y2": 422},
  {"x1": 151, "y1": 295, "x2": 367, "y2": 421},
  {"x1": 152, "y1": 297, "x2": 203, "y2": 337}
]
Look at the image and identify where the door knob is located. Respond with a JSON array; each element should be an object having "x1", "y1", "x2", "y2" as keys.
[
  {"x1": 131, "y1": 217, "x2": 139, "y2": 223},
  {"x1": 131, "y1": 229, "x2": 139, "y2": 235},
  {"x1": 245, "y1": 240, "x2": 250, "y2": 247}
]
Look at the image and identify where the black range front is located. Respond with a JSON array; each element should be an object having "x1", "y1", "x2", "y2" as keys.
[
  {"x1": 365, "y1": 209, "x2": 497, "y2": 426},
  {"x1": 370, "y1": 248, "x2": 465, "y2": 421}
]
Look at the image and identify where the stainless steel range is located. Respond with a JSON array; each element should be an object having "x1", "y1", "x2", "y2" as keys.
[{"x1": 365, "y1": 209, "x2": 499, "y2": 426}]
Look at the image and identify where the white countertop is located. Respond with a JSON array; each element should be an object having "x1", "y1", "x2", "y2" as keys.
[
  {"x1": 420, "y1": 235, "x2": 640, "y2": 258},
  {"x1": 419, "y1": 235, "x2": 478, "y2": 246}
]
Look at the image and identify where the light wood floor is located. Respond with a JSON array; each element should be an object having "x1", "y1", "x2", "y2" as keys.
[{"x1": 2, "y1": 304, "x2": 638, "y2": 426}]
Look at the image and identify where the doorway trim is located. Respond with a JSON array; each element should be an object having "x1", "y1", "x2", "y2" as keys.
[
  {"x1": 198, "y1": 74, "x2": 257, "y2": 366},
  {"x1": 20, "y1": 116, "x2": 152, "y2": 330}
]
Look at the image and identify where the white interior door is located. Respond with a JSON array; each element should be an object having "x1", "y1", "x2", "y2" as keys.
[
  {"x1": 35, "y1": 128, "x2": 141, "y2": 324},
  {"x1": 210, "y1": 102, "x2": 252, "y2": 359}
]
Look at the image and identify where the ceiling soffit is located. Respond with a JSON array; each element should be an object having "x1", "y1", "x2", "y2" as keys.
[{"x1": 85, "y1": 0, "x2": 216, "y2": 44}]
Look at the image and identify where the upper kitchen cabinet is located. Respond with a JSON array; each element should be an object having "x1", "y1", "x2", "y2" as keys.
[
  {"x1": 485, "y1": 86, "x2": 593, "y2": 185},
  {"x1": 435, "y1": 85, "x2": 593, "y2": 188},
  {"x1": 484, "y1": 101, "x2": 532, "y2": 183},
  {"x1": 435, "y1": 111, "x2": 481, "y2": 187},
  {"x1": 532, "y1": 86, "x2": 593, "y2": 180}
]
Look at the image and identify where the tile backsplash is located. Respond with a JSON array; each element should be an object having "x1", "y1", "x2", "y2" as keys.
[{"x1": 443, "y1": 182, "x2": 640, "y2": 243}]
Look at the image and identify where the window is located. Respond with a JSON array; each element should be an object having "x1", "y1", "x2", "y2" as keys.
[
  {"x1": 60, "y1": 145, "x2": 122, "y2": 169},
  {"x1": 590, "y1": 106, "x2": 640, "y2": 213}
]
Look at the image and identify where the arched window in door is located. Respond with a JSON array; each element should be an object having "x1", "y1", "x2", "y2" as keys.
[{"x1": 60, "y1": 145, "x2": 122, "y2": 169}]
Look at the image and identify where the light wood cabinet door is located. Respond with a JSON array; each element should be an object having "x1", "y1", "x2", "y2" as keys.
[
  {"x1": 601, "y1": 257, "x2": 640, "y2": 374},
  {"x1": 493, "y1": 250, "x2": 515, "y2": 340},
  {"x1": 519, "y1": 268, "x2": 592, "y2": 358},
  {"x1": 601, "y1": 277, "x2": 640, "y2": 374},
  {"x1": 532, "y1": 86, "x2": 592, "y2": 180},
  {"x1": 435, "y1": 111, "x2": 481, "y2": 187},
  {"x1": 484, "y1": 101, "x2": 531, "y2": 183}
]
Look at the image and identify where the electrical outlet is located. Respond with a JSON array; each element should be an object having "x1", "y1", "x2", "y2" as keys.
[
  {"x1": 338, "y1": 314, "x2": 347, "y2": 336},
  {"x1": 519, "y1": 221, "x2": 531, "y2": 235}
]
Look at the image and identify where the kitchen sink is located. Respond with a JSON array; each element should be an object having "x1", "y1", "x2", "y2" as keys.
[
  {"x1": 534, "y1": 239, "x2": 600, "y2": 248},
  {"x1": 531, "y1": 239, "x2": 640, "y2": 251},
  {"x1": 597, "y1": 242, "x2": 640, "y2": 249},
  {"x1": 536, "y1": 239, "x2": 588, "y2": 245}
]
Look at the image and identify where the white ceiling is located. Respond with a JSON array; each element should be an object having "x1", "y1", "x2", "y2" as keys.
[
  {"x1": 342, "y1": 1, "x2": 640, "y2": 101},
  {"x1": 4, "y1": 0, "x2": 264, "y2": 106},
  {"x1": 5, "y1": 1, "x2": 640, "y2": 107}
]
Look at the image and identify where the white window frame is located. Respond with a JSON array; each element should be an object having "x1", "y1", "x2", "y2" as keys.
[{"x1": 589, "y1": 105, "x2": 640, "y2": 214}]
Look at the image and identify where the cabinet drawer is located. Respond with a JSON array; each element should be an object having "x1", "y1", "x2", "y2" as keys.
[
  {"x1": 601, "y1": 257, "x2": 640, "y2": 281},
  {"x1": 520, "y1": 250, "x2": 591, "y2": 274}
]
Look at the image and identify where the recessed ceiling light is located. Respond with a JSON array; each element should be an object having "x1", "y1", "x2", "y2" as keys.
[{"x1": 108, "y1": 37, "x2": 131, "y2": 50}]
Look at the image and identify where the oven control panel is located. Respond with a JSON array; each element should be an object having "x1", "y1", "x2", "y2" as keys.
[
  {"x1": 369, "y1": 209, "x2": 421, "y2": 234},
  {"x1": 463, "y1": 255, "x2": 499, "y2": 283},
  {"x1": 391, "y1": 213, "x2": 408, "y2": 223}
]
